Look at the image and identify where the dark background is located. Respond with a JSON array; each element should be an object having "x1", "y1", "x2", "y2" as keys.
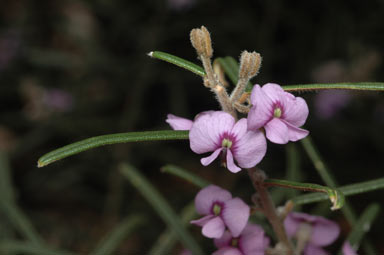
[{"x1": 0, "y1": 0, "x2": 383, "y2": 253}]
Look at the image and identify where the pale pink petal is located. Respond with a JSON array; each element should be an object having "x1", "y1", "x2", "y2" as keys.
[
  {"x1": 342, "y1": 241, "x2": 358, "y2": 255},
  {"x1": 282, "y1": 96, "x2": 309, "y2": 127},
  {"x1": 248, "y1": 85, "x2": 273, "y2": 130},
  {"x1": 212, "y1": 247, "x2": 242, "y2": 255},
  {"x1": 214, "y1": 231, "x2": 232, "y2": 248},
  {"x1": 226, "y1": 149, "x2": 241, "y2": 173},
  {"x1": 284, "y1": 213, "x2": 301, "y2": 238},
  {"x1": 194, "y1": 185, "x2": 232, "y2": 215},
  {"x1": 310, "y1": 217, "x2": 340, "y2": 246},
  {"x1": 202, "y1": 216, "x2": 226, "y2": 238},
  {"x1": 264, "y1": 118, "x2": 289, "y2": 144},
  {"x1": 304, "y1": 244, "x2": 329, "y2": 255},
  {"x1": 190, "y1": 111, "x2": 235, "y2": 153},
  {"x1": 222, "y1": 198, "x2": 250, "y2": 237},
  {"x1": 261, "y1": 83, "x2": 286, "y2": 102},
  {"x1": 240, "y1": 224, "x2": 269, "y2": 255},
  {"x1": 166, "y1": 114, "x2": 193, "y2": 130},
  {"x1": 283, "y1": 120, "x2": 309, "y2": 141},
  {"x1": 230, "y1": 118, "x2": 247, "y2": 138},
  {"x1": 190, "y1": 214, "x2": 215, "y2": 226},
  {"x1": 233, "y1": 129, "x2": 267, "y2": 169},
  {"x1": 201, "y1": 148, "x2": 222, "y2": 166}
]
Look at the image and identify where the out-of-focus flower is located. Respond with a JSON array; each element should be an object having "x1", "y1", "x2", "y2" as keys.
[
  {"x1": 191, "y1": 185, "x2": 249, "y2": 239},
  {"x1": 166, "y1": 114, "x2": 193, "y2": 130},
  {"x1": 247, "y1": 83, "x2": 309, "y2": 144},
  {"x1": 0, "y1": 29, "x2": 20, "y2": 71},
  {"x1": 43, "y1": 88, "x2": 74, "y2": 112},
  {"x1": 212, "y1": 224, "x2": 269, "y2": 255},
  {"x1": 314, "y1": 90, "x2": 352, "y2": 120},
  {"x1": 189, "y1": 111, "x2": 266, "y2": 173},
  {"x1": 342, "y1": 241, "x2": 358, "y2": 255},
  {"x1": 167, "y1": 0, "x2": 196, "y2": 11},
  {"x1": 284, "y1": 212, "x2": 340, "y2": 255}
]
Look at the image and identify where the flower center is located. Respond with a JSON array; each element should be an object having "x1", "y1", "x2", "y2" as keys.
[
  {"x1": 231, "y1": 238, "x2": 239, "y2": 247},
  {"x1": 273, "y1": 107, "x2": 282, "y2": 118},
  {"x1": 213, "y1": 203, "x2": 222, "y2": 216},
  {"x1": 222, "y1": 138, "x2": 232, "y2": 149}
]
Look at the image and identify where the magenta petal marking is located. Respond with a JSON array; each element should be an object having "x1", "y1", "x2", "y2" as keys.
[
  {"x1": 201, "y1": 148, "x2": 222, "y2": 166},
  {"x1": 222, "y1": 198, "x2": 250, "y2": 237},
  {"x1": 166, "y1": 114, "x2": 193, "y2": 130},
  {"x1": 264, "y1": 118, "x2": 289, "y2": 144},
  {"x1": 201, "y1": 216, "x2": 225, "y2": 238},
  {"x1": 226, "y1": 149, "x2": 241, "y2": 173},
  {"x1": 194, "y1": 185, "x2": 232, "y2": 215}
]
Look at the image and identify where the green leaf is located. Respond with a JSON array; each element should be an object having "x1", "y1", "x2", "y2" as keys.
[
  {"x1": 148, "y1": 51, "x2": 205, "y2": 77},
  {"x1": 0, "y1": 241, "x2": 76, "y2": 255},
  {"x1": 292, "y1": 177, "x2": 384, "y2": 205},
  {"x1": 282, "y1": 82, "x2": 384, "y2": 92},
  {"x1": 38, "y1": 130, "x2": 189, "y2": 167},
  {"x1": 346, "y1": 203, "x2": 380, "y2": 251},
  {"x1": 264, "y1": 179, "x2": 344, "y2": 210},
  {"x1": 161, "y1": 164, "x2": 209, "y2": 188},
  {"x1": 91, "y1": 215, "x2": 144, "y2": 255},
  {"x1": 149, "y1": 202, "x2": 197, "y2": 255},
  {"x1": 119, "y1": 163, "x2": 203, "y2": 255}
]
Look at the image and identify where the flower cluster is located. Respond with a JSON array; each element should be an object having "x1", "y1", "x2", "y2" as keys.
[{"x1": 167, "y1": 83, "x2": 309, "y2": 173}]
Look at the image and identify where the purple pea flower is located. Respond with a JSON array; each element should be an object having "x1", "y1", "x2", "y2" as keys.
[
  {"x1": 284, "y1": 212, "x2": 340, "y2": 255},
  {"x1": 212, "y1": 224, "x2": 269, "y2": 255},
  {"x1": 191, "y1": 185, "x2": 250, "y2": 239},
  {"x1": 247, "y1": 83, "x2": 309, "y2": 144},
  {"x1": 189, "y1": 111, "x2": 266, "y2": 173}
]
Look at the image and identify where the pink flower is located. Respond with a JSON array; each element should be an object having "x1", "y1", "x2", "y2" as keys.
[
  {"x1": 247, "y1": 83, "x2": 309, "y2": 144},
  {"x1": 189, "y1": 111, "x2": 266, "y2": 173},
  {"x1": 166, "y1": 114, "x2": 193, "y2": 130},
  {"x1": 191, "y1": 185, "x2": 250, "y2": 239},
  {"x1": 342, "y1": 241, "x2": 358, "y2": 255},
  {"x1": 212, "y1": 224, "x2": 269, "y2": 255},
  {"x1": 284, "y1": 212, "x2": 340, "y2": 255}
]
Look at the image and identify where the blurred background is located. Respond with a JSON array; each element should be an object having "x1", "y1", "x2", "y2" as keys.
[{"x1": 0, "y1": 0, "x2": 383, "y2": 254}]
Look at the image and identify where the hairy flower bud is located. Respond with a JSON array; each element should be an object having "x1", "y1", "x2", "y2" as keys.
[
  {"x1": 190, "y1": 26, "x2": 213, "y2": 58},
  {"x1": 239, "y1": 51, "x2": 262, "y2": 80}
]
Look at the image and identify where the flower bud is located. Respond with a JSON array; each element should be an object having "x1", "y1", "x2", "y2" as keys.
[
  {"x1": 239, "y1": 51, "x2": 262, "y2": 80},
  {"x1": 190, "y1": 26, "x2": 213, "y2": 58}
]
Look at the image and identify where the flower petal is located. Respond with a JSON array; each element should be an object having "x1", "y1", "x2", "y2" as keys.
[
  {"x1": 226, "y1": 149, "x2": 241, "y2": 173},
  {"x1": 283, "y1": 120, "x2": 309, "y2": 142},
  {"x1": 232, "y1": 120, "x2": 267, "y2": 168},
  {"x1": 264, "y1": 118, "x2": 289, "y2": 144},
  {"x1": 212, "y1": 247, "x2": 242, "y2": 255},
  {"x1": 166, "y1": 114, "x2": 193, "y2": 130},
  {"x1": 190, "y1": 214, "x2": 215, "y2": 226},
  {"x1": 190, "y1": 111, "x2": 235, "y2": 154},
  {"x1": 303, "y1": 244, "x2": 329, "y2": 255},
  {"x1": 202, "y1": 216, "x2": 225, "y2": 238},
  {"x1": 284, "y1": 213, "x2": 302, "y2": 238},
  {"x1": 194, "y1": 185, "x2": 232, "y2": 215},
  {"x1": 261, "y1": 83, "x2": 286, "y2": 102},
  {"x1": 248, "y1": 85, "x2": 273, "y2": 130},
  {"x1": 213, "y1": 230, "x2": 233, "y2": 248},
  {"x1": 240, "y1": 224, "x2": 269, "y2": 255},
  {"x1": 282, "y1": 96, "x2": 309, "y2": 127},
  {"x1": 222, "y1": 198, "x2": 250, "y2": 237},
  {"x1": 342, "y1": 241, "x2": 358, "y2": 255},
  {"x1": 310, "y1": 217, "x2": 340, "y2": 246},
  {"x1": 201, "y1": 148, "x2": 222, "y2": 166}
]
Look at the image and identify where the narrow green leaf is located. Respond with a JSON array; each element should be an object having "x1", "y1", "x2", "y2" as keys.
[
  {"x1": 0, "y1": 241, "x2": 76, "y2": 255},
  {"x1": 38, "y1": 130, "x2": 189, "y2": 167},
  {"x1": 282, "y1": 82, "x2": 384, "y2": 92},
  {"x1": 119, "y1": 163, "x2": 203, "y2": 255},
  {"x1": 0, "y1": 152, "x2": 15, "y2": 204},
  {"x1": 149, "y1": 202, "x2": 197, "y2": 255},
  {"x1": 215, "y1": 57, "x2": 238, "y2": 85},
  {"x1": 264, "y1": 179, "x2": 344, "y2": 210},
  {"x1": 161, "y1": 164, "x2": 209, "y2": 188},
  {"x1": 91, "y1": 215, "x2": 144, "y2": 255},
  {"x1": 292, "y1": 177, "x2": 384, "y2": 205},
  {"x1": 346, "y1": 203, "x2": 380, "y2": 251},
  {"x1": 148, "y1": 51, "x2": 205, "y2": 77}
]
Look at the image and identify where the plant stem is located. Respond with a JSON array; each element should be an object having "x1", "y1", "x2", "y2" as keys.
[{"x1": 247, "y1": 168, "x2": 294, "y2": 255}]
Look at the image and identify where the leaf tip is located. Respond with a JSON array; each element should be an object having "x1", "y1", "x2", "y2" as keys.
[
  {"x1": 37, "y1": 160, "x2": 45, "y2": 168},
  {"x1": 147, "y1": 51, "x2": 154, "y2": 57}
]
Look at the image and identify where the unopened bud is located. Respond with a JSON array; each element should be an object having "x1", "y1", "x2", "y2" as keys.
[
  {"x1": 190, "y1": 26, "x2": 213, "y2": 58},
  {"x1": 239, "y1": 51, "x2": 262, "y2": 80}
]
